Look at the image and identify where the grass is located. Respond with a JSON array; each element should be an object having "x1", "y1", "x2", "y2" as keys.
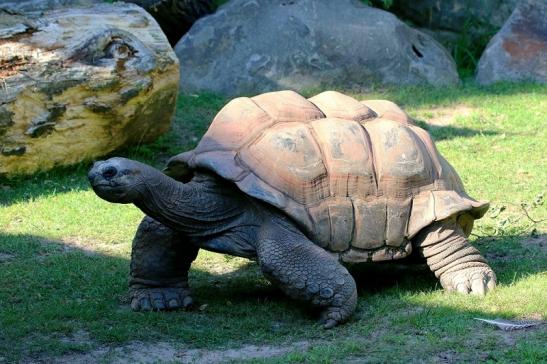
[{"x1": 1, "y1": 82, "x2": 546, "y2": 363}]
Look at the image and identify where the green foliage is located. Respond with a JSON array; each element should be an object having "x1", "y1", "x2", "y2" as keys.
[
  {"x1": 451, "y1": 18, "x2": 497, "y2": 79},
  {"x1": 213, "y1": 0, "x2": 229, "y2": 9},
  {"x1": 0, "y1": 83, "x2": 546, "y2": 362}
]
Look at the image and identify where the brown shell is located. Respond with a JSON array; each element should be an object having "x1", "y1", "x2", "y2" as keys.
[{"x1": 169, "y1": 90, "x2": 488, "y2": 262}]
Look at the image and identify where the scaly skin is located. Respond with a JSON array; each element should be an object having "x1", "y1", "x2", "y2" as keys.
[
  {"x1": 413, "y1": 218, "x2": 496, "y2": 295},
  {"x1": 129, "y1": 216, "x2": 198, "y2": 311},
  {"x1": 257, "y1": 219, "x2": 358, "y2": 329}
]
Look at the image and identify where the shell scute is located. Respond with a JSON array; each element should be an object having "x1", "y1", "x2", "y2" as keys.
[
  {"x1": 239, "y1": 122, "x2": 329, "y2": 205},
  {"x1": 327, "y1": 200, "x2": 354, "y2": 252},
  {"x1": 310, "y1": 118, "x2": 376, "y2": 198},
  {"x1": 362, "y1": 99, "x2": 410, "y2": 124},
  {"x1": 364, "y1": 119, "x2": 434, "y2": 197},
  {"x1": 193, "y1": 151, "x2": 245, "y2": 181},
  {"x1": 195, "y1": 97, "x2": 272, "y2": 154},
  {"x1": 386, "y1": 199, "x2": 411, "y2": 246},
  {"x1": 237, "y1": 173, "x2": 288, "y2": 210},
  {"x1": 252, "y1": 90, "x2": 324, "y2": 122},
  {"x1": 309, "y1": 91, "x2": 376, "y2": 121},
  {"x1": 352, "y1": 198, "x2": 387, "y2": 249},
  {"x1": 307, "y1": 203, "x2": 331, "y2": 249}
]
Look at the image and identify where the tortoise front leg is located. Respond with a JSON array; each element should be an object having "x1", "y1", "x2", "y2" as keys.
[
  {"x1": 130, "y1": 216, "x2": 199, "y2": 311},
  {"x1": 257, "y1": 222, "x2": 358, "y2": 329},
  {"x1": 413, "y1": 218, "x2": 496, "y2": 295}
]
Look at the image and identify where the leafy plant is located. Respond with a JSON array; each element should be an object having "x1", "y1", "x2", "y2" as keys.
[{"x1": 451, "y1": 18, "x2": 497, "y2": 78}]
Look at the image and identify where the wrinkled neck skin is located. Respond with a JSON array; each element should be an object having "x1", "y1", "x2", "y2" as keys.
[{"x1": 133, "y1": 169, "x2": 259, "y2": 238}]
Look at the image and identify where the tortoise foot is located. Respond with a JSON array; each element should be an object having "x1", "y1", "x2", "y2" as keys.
[
  {"x1": 130, "y1": 287, "x2": 194, "y2": 311},
  {"x1": 440, "y1": 266, "x2": 497, "y2": 296},
  {"x1": 319, "y1": 305, "x2": 353, "y2": 329}
]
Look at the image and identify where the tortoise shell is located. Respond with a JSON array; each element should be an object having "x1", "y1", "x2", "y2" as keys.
[{"x1": 168, "y1": 91, "x2": 488, "y2": 263}]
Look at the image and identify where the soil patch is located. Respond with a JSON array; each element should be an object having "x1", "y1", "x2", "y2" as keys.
[
  {"x1": 48, "y1": 340, "x2": 310, "y2": 364},
  {"x1": 38, "y1": 236, "x2": 124, "y2": 256},
  {"x1": 422, "y1": 105, "x2": 474, "y2": 126}
]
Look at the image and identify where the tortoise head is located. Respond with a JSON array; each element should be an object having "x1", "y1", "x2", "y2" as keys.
[{"x1": 88, "y1": 157, "x2": 152, "y2": 204}]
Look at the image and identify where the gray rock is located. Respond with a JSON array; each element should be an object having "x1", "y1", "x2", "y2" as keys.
[
  {"x1": 476, "y1": 0, "x2": 547, "y2": 85},
  {"x1": 175, "y1": 0, "x2": 459, "y2": 96},
  {"x1": 387, "y1": 0, "x2": 518, "y2": 36},
  {"x1": 0, "y1": 0, "x2": 102, "y2": 13}
]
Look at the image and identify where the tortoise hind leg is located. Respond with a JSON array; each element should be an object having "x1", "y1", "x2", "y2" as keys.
[
  {"x1": 257, "y1": 222, "x2": 358, "y2": 329},
  {"x1": 412, "y1": 218, "x2": 496, "y2": 295},
  {"x1": 130, "y1": 216, "x2": 199, "y2": 311}
]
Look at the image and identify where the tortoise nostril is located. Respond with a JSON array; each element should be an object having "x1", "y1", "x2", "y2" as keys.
[{"x1": 102, "y1": 165, "x2": 118, "y2": 179}]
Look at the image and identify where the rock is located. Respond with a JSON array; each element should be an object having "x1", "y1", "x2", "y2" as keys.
[
  {"x1": 0, "y1": 0, "x2": 102, "y2": 12},
  {"x1": 0, "y1": 2, "x2": 179, "y2": 176},
  {"x1": 125, "y1": 0, "x2": 215, "y2": 45},
  {"x1": 386, "y1": 0, "x2": 518, "y2": 38},
  {"x1": 417, "y1": 28, "x2": 461, "y2": 51},
  {"x1": 175, "y1": 0, "x2": 459, "y2": 96},
  {"x1": 476, "y1": 0, "x2": 547, "y2": 85}
]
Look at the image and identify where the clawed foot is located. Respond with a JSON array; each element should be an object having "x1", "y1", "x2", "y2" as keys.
[
  {"x1": 130, "y1": 287, "x2": 194, "y2": 311},
  {"x1": 440, "y1": 266, "x2": 497, "y2": 296},
  {"x1": 318, "y1": 290, "x2": 358, "y2": 329},
  {"x1": 319, "y1": 307, "x2": 347, "y2": 329}
]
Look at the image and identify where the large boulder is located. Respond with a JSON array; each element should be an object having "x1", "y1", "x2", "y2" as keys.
[
  {"x1": 0, "y1": 2, "x2": 179, "y2": 176},
  {"x1": 175, "y1": 0, "x2": 459, "y2": 96},
  {"x1": 0, "y1": 0, "x2": 101, "y2": 12},
  {"x1": 476, "y1": 0, "x2": 547, "y2": 85},
  {"x1": 385, "y1": 0, "x2": 518, "y2": 37}
]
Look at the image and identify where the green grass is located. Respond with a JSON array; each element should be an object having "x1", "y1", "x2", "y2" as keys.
[{"x1": 1, "y1": 83, "x2": 546, "y2": 363}]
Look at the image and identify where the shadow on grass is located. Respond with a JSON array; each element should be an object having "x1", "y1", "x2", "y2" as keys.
[
  {"x1": 0, "y1": 163, "x2": 91, "y2": 207},
  {"x1": 414, "y1": 121, "x2": 499, "y2": 141},
  {"x1": 0, "y1": 147, "x2": 169, "y2": 207},
  {"x1": 1, "y1": 231, "x2": 545, "y2": 362},
  {"x1": 351, "y1": 233, "x2": 546, "y2": 293},
  {"x1": 1, "y1": 231, "x2": 544, "y2": 310}
]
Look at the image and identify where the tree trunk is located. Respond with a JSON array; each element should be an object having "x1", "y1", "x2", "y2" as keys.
[{"x1": 0, "y1": 2, "x2": 179, "y2": 176}]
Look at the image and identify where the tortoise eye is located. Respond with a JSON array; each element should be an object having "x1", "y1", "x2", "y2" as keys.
[{"x1": 101, "y1": 166, "x2": 118, "y2": 179}]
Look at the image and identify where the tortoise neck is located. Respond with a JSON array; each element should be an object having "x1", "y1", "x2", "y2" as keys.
[{"x1": 135, "y1": 171, "x2": 249, "y2": 237}]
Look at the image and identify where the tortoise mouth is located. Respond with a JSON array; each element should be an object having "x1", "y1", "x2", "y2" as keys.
[
  {"x1": 90, "y1": 181, "x2": 133, "y2": 203},
  {"x1": 91, "y1": 181, "x2": 123, "y2": 189}
]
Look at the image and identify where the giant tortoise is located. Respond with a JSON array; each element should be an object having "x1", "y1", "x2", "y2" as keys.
[{"x1": 88, "y1": 90, "x2": 496, "y2": 328}]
